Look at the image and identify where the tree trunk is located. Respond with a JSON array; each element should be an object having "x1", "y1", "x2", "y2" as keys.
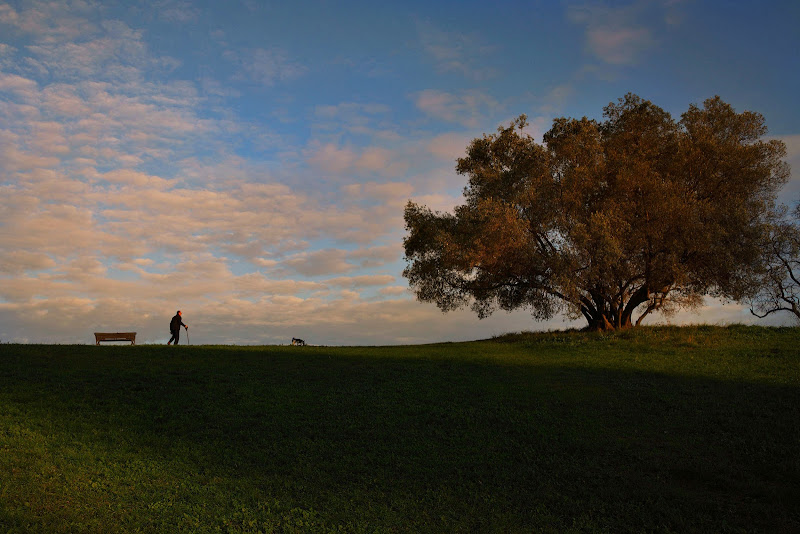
[
  {"x1": 584, "y1": 310, "x2": 633, "y2": 331},
  {"x1": 579, "y1": 285, "x2": 656, "y2": 331}
]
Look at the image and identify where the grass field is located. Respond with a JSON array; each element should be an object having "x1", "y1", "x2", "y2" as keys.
[{"x1": 1, "y1": 325, "x2": 798, "y2": 533}]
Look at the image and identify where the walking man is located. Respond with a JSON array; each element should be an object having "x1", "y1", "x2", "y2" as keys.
[{"x1": 168, "y1": 310, "x2": 188, "y2": 345}]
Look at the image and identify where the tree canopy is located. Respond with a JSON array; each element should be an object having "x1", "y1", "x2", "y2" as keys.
[{"x1": 403, "y1": 94, "x2": 789, "y2": 330}]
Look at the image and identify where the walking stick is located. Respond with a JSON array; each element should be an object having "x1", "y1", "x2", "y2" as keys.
[{"x1": 186, "y1": 326, "x2": 190, "y2": 346}]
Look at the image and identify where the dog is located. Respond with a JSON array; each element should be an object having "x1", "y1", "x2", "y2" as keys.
[{"x1": 291, "y1": 337, "x2": 306, "y2": 346}]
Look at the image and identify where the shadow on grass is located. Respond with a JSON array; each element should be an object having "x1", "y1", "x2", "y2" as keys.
[{"x1": 1, "y1": 342, "x2": 798, "y2": 532}]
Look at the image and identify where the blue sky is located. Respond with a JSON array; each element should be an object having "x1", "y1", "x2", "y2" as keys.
[{"x1": 1, "y1": 0, "x2": 798, "y2": 344}]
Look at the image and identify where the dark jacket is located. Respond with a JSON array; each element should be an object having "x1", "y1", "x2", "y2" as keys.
[{"x1": 170, "y1": 314, "x2": 186, "y2": 333}]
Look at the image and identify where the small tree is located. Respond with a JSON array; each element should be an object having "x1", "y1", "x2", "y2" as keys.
[
  {"x1": 750, "y1": 203, "x2": 800, "y2": 322},
  {"x1": 404, "y1": 94, "x2": 789, "y2": 330}
]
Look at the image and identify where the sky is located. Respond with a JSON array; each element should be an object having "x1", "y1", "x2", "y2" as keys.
[{"x1": 1, "y1": 0, "x2": 799, "y2": 345}]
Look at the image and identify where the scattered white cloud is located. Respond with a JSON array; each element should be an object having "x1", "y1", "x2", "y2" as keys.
[
  {"x1": 417, "y1": 20, "x2": 497, "y2": 80},
  {"x1": 379, "y1": 285, "x2": 408, "y2": 296},
  {"x1": 0, "y1": 1, "x2": 98, "y2": 44},
  {"x1": 567, "y1": 2, "x2": 657, "y2": 65},
  {"x1": 427, "y1": 132, "x2": 471, "y2": 161},
  {"x1": 315, "y1": 102, "x2": 390, "y2": 120},
  {"x1": 306, "y1": 142, "x2": 410, "y2": 178},
  {"x1": 307, "y1": 142, "x2": 358, "y2": 174},
  {"x1": 414, "y1": 89, "x2": 498, "y2": 127},
  {"x1": 348, "y1": 244, "x2": 402, "y2": 268},
  {"x1": 538, "y1": 84, "x2": 574, "y2": 115},
  {"x1": 154, "y1": 0, "x2": 202, "y2": 23},
  {"x1": 0, "y1": 4, "x2": 19, "y2": 25},
  {"x1": 0, "y1": 71, "x2": 37, "y2": 95},
  {"x1": 326, "y1": 274, "x2": 395, "y2": 288},
  {"x1": 588, "y1": 26, "x2": 653, "y2": 65},
  {"x1": 228, "y1": 47, "x2": 307, "y2": 87},
  {"x1": 282, "y1": 249, "x2": 357, "y2": 277},
  {"x1": 0, "y1": 250, "x2": 56, "y2": 274},
  {"x1": 343, "y1": 181, "x2": 414, "y2": 204}
]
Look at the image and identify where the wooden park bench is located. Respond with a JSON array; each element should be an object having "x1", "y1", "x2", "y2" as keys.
[{"x1": 94, "y1": 332, "x2": 136, "y2": 345}]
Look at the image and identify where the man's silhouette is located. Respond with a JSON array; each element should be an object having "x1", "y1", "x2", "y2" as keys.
[{"x1": 168, "y1": 310, "x2": 188, "y2": 345}]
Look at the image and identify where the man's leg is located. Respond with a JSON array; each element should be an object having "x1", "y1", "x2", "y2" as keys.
[{"x1": 168, "y1": 331, "x2": 177, "y2": 345}]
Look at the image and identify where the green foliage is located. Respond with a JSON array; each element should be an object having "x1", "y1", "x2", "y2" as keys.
[
  {"x1": 404, "y1": 95, "x2": 790, "y2": 330},
  {"x1": 1, "y1": 327, "x2": 799, "y2": 532}
]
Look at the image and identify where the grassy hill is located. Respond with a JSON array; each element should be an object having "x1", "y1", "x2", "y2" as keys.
[{"x1": 1, "y1": 325, "x2": 798, "y2": 533}]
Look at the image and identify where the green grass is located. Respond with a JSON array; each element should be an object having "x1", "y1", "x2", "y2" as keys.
[{"x1": 1, "y1": 325, "x2": 798, "y2": 533}]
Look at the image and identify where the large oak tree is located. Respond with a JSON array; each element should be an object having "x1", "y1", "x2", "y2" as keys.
[{"x1": 403, "y1": 94, "x2": 789, "y2": 330}]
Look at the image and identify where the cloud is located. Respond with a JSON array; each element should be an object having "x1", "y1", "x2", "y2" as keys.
[
  {"x1": 40, "y1": 84, "x2": 92, "y2": 116},
  {"x1": 307, "y1": 142, "x2": 358, "y2": 174},
  {"x1": 85, "y1": 180, "x2": 335, "y2": 259},
  {"x1": 0, "y1": 250, "x2": 56, "y2": 274},
  {"x1": 314, "y1": 102, "x2": 390, "y2": 121},
  {"x1": 311, "y1": 101, "x2": 402, "y2": 144},
  {"x1": 227, "y1": 47, "x2": 307, "y2": 86},
  {"x1": 0, "y1": 18, "x2": 204, "y2": 176},
  {"x1": 265, "y1": 246, "x2": 401, "y2": 281},
  {"x1": 776, "y1": 134, "x2": 800, "y2": 204},
  {"x1": 355, "y1": 147, "x2": 397, "y2": 173},
  {"x1": 282, "y1": 249, "x2": 357, "y2": 277},
  {"x1": 0, "y1": 1, "x2": 97, "y2": 44},
  {"x1": 537, "y1": 84, "x2": 574, "y2": 115},
  {"x1": 21, "y1": 20, "x2": 179, "y2": 82},
  {"x1": 100, "y1": 169, "x2": 173, "y2": 188},
  {"x1": 233, "y1": 274, "x2": 325, "y2": 296},
  {"x1": 344, "y1": 181, "x2": 413, "y2": 201},
  {"x1": 0, "y1": 71, "x2": 38, "y2": 95},
  {"x1": 0, "y1": 129, "x2": 61, "y2": 171},
  {"x1": 416, "y1": 20, "x2": 497, "y2": 80},
  {"x1": 587, "y1": 26, "x2": 653, "y2": 65},
  {"x1": 567, "y1": 2, "x2": 656, "y2": 65},
  {"x1": 0, "y1": 4, "x2": 19, "y2": 25},
  {"x1": 427, "y1": 132, "x2": 471, "y2": 161},
  {"x1": 326, "y1": 275, "x2": 396, "y2": 288},
  {"x1": 347, "y1": 244, "x2": 402, "y2": 268},
  {"x1": 414, "y1": 89, "x2": 498, "y2": 127},
  {"x1": 379, "y1": 286, "x2": 408, "y2": 296},
  {"x1": 306, "y1": 142, "x2": 410, "y2": 178},
  {"x1": 153, "y1": 0, "x2": 202, "y2": 23}
]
